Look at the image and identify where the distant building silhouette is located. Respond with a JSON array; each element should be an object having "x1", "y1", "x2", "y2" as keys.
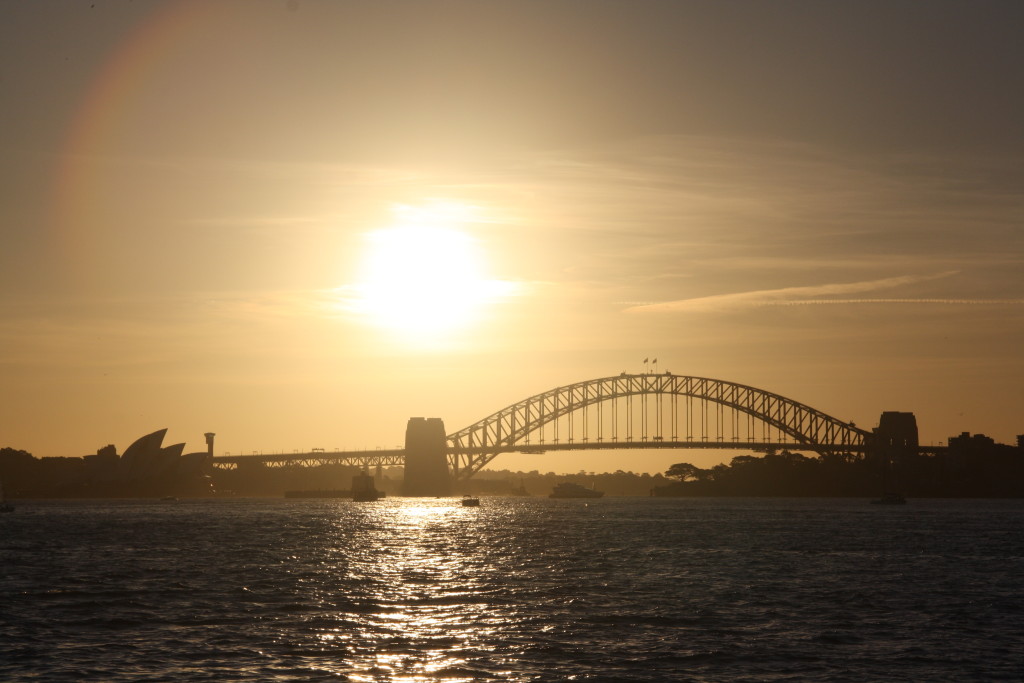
[
  {"x1": 0, "y1": 430, "x2": 214, "y2": 497},
  {"x1": 949, "y1": 431, "x2": 995, "y2": 449}
]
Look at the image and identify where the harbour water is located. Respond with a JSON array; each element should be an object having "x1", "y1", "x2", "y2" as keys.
[{"x1": 3, "y1": 497, "x2": 1023, "y2": 681}]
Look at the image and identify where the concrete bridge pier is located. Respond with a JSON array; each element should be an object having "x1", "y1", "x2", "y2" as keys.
[
  {"x1": 870, "y1": 411, "x2": 919, "y2": 492},
  {"x1": 401, "y1": 417, "x2": 452, "y2": 496}
]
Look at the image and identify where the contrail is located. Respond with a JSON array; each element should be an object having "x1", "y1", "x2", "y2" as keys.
[
  {"x1": 780, "y1": 298, "x2": 1024, "y2": 306},
  {"x1": 625, "y1": 272, "x2": 962, "y2": 313}
]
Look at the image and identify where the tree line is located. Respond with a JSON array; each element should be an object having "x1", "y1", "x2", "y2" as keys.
[{"x1": 657, "y1": 436, "x2": 1024, "y2": 498}]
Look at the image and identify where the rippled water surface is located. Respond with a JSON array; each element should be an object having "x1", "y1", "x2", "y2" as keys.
[{"x1": 3, "y1": 497, "x2": 1024, "y2": 681}]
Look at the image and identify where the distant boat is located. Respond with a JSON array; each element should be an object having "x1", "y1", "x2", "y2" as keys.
[
  {"x1": 871, "y1": 492, "x2": 907, "y2": 505},
  {"x1": 461, "y1": 496, "x2": 480, "y2": 507},
  {"x1": 549, "y1": 482, "x2": 604, "y2": 499}
]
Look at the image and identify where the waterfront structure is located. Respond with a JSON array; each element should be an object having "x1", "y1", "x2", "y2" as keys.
[{"x1": 351, "y1": 470, "x2": 383, "y2": 501}]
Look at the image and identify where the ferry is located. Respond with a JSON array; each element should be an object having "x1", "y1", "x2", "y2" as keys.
[{"x1": 461, "y1": 496, "x2": 480, "y2": 507}]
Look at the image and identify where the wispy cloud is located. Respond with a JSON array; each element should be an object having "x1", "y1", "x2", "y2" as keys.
[
  {"x1": 624, "y1": 272, "x2": 961, "y2": 313},
  {"x1": 781, "y1": 298, "x2": 1024, "y2": 306}
]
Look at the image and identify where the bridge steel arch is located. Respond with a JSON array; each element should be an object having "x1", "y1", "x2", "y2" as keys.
[{"x1": 446, "y1": 374, "x2": 872, "y2": 479}]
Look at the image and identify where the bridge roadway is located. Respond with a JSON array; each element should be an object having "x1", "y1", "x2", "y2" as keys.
[{"x1": 211, "y1": 441, "x2": 948, "y2": 469}]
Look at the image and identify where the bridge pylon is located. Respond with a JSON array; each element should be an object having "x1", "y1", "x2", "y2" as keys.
[
  {"x1": 402, "y1": 417, "x2": 452, "y2": 496},
  {"x1": 868, "y1": 411, "x2": 919, "y2": 493}
]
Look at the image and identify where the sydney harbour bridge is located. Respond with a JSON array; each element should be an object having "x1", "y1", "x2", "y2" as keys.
[{"x1": 212, "y1": 373, "x2": 928, "y2": 489}]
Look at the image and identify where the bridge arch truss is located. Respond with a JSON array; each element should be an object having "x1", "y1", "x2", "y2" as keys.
[{"x1": 446, "y1": 374, "x2": 871, "y2": 478}]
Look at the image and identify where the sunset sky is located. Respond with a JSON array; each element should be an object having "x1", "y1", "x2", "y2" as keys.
[{"x1": 2, "y1": 1, "x2": 1022, "y2": 473}]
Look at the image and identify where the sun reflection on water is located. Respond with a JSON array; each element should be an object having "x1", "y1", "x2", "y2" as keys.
[{"x1": 338, "y1": 498, "x2": 505, "y2": 682}]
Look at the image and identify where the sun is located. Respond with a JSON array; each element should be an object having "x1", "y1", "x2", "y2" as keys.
[
  {"x1": 359, "y1": 225, "x2": 483, "y2": 335},
  {"x1": 351, "y1": 204, "x2": 509, "y2": 343}
]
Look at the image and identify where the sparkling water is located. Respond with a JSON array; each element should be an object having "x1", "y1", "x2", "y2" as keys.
[{"x1": 3, "y1": 497, "x2": 1023, "y2": 681}]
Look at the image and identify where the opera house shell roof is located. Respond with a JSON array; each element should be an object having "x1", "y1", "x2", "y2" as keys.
[{"x1": 89, "y1": 429, "x2": 212, "y2": 493}]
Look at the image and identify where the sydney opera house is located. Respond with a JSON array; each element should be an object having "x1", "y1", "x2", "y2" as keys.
[
  {"x1": 0, "y1": 429, "x2": 215, "y2": 498},
  {"x1": 84, "y1": 429, "x2": 216, "y2": 496}
]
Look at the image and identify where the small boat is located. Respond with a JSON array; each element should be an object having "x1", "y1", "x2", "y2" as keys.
[
  {"x1": 461, "y1": 496, "x2": 480, "y2": 507},
  {"x1": 549, "y1": 482, "x2": 604, "y2": 499},
  {"x1": 871, "y1": 492, "x2": 907, "y2": 505}
]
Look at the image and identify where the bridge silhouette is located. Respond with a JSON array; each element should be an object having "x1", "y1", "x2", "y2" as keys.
[{"x1": 213, "y1": 373, "x2": 937, "y2": 480}]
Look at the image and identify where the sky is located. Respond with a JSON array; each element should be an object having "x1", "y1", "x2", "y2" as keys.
[{"x1": 2, "y1": 0, "x2": 1023, "y2": 474}]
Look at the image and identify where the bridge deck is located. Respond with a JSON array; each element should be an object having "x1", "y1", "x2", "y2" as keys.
[{"x1": 212, "y1": 441, "x2": 947, "y2": 468}]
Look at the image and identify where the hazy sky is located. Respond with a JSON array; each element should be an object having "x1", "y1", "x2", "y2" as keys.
[{"x1": 2, "y1": 0, "x2": 1022, "y2": 473}]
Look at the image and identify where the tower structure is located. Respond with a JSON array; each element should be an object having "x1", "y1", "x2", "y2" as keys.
[
  {"x1": 871, "y1": 411, "x2": 918, "y2": 494},
  {"x1": 402, "y1": 417, "x2": 451, "y2": 496},
  {"x1": 874, "y1": 412, "x2": 918, "y2": 448}
]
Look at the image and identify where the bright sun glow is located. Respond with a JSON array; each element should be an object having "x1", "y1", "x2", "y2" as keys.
[{"x1": 351, "y1": 203, "x2": 513, "y2": 343}]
